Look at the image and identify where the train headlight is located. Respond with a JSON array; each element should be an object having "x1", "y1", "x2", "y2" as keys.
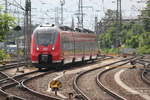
[
  {"x1": 37, "y1": 47, "x2": 40, "y2": 51},
  {"x1": 52, "y1": 46, "x2": 55, "y2": 50}
]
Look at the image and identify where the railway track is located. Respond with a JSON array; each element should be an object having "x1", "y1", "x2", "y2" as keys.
[
  {"x1": 0, "y1": 60, "x2": 60, "y2": 100},
  {"x1": 0, "y1": 71, "x2": 18, "y2": 88},
  {"x1": 0, "y1": 72, "x2": 8, "y2": 80},
  {"x1": 0, "y1": 55, "x2": 113, "y2": 100},
  {"x1": 0, "y1": 58, "x2": 24, "y2": 65},
  {"x1": 97, "y1": 55, "x2": 150, "y2": 100},
  {"x1": 141, "y1": 64, "x2": 150, "y2": 85},
  {"x1": 136, "y1": 55, "x2": 150, "y2": 85},
  {"x1": 0, "y1": 70, "x2": 38, "y2": 100},
  {"x1": 132, "y1": 55, "x2": 150, "y2": 85},
  {"x1": 138, "y1": 55, "x2": 150, "y2": 65},
  {"x1": 17, "y1": 55, "x2": 112, "y2": 99},
  {"x1": 0, "y1": 68, "x2": 63, "y2": 100},
  {"x1": 96, "y1": 63, "x2": 129, "y2": 100},
  {"x1": 73, "y1": 56, "x2": 140, "y2": 100},
  {"x1": 21, "y1": 71, "x2": 62, "y2": 100},
  {"x1": 0, "y1": 89, "x2": 24, "y2": 100},
  {"x1": 0, "y1": 62, "x2": 25, "y2": 71}
]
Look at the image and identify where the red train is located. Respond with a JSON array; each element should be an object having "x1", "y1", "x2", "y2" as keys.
[{"x1": 31, "y1": 25, "x2": 99, "y2": 68}]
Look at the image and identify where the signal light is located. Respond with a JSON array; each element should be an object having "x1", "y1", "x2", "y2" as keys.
[{"x1": 14, "y1": 25, "x2": 21, "y2": 31}]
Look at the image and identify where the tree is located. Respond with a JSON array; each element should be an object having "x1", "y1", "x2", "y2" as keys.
[
  {"x1": 139, "y1": 32, "x2": 150, "y2": 47},
  {"x1": 141, "y1": 0, "x2": 150, "y2": 31},
  {"x1": 103, "y1": 9, "x2": 116, "y2": 21},
  {"x1": 0, "y1": 7, "x2": 16, "y2": 41},
  {"x1": 98, "y1": 1, "x2": 150, "y2": 54},
  {"x1": 100, "y1": 9, "x2": 117, "y2": 32}
]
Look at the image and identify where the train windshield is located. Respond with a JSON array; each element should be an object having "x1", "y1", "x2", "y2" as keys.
[{"x1": 35, "y1": 30, "x2": 58, "y2": 46}]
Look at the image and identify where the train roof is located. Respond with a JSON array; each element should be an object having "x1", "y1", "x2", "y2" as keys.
[{"x1": 34, "y1": 24, "x2": 95, "y2": 34}]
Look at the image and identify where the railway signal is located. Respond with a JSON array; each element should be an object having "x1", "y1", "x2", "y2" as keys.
[
  {"x1": 50, "y1": 80, "x2": 62, "y2": 95},
  {"x1": 13, "y1": 25, "x2": 21, "y2": 31},
  {"x1": 130, "y1": 60, "x2": 136, "y2": 69},
  {"x1": 68, "y1": 92, "x2": 74, "y2": 100}
]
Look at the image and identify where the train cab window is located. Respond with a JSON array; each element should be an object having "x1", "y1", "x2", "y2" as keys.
[{"x1": 35, "y1": 30, "x2": 58, "y2": 46}]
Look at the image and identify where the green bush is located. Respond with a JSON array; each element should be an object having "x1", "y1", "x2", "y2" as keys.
[
  {"x1": 137, "y1": 46, "x2": 150, "y2": 54},
  {"x1": 101, "y1": 48, "x2": 120, "y2": 54},
  {"x1": 19, "y1": 49, "x2": 24, "y2": 56},
  {"x1": 0, "y1": 50, "x2": 10, "y2": 61}
]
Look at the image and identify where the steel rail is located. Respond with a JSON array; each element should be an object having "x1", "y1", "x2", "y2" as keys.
[
  {"x1": 0, "y1": 69, "x2": 42, "y2": 100},
  {"x1": 139, "y1": 60, "x2": 150, "y2": 64},
  {"x1": 96, "y1": 62, "x2": 129, "y2": 100},
  {"x1": 96, "y1": 57, "x2": 143, "y2": 100},
  {"x1": 0, "y1": 55, "x2": 111, "y2": 100},
  {"x1": 136, "y1": 58, "x2": 150, "y2": 85},
  {"x1": 19, "y1": 55, "x2": 113, "y2": 100},
  {"x1": 73, "y1": 56, "x2": 137, "y2": 100},
  {"x1": 0, "y1": 62, "x2": 25, "y2": 71},
  {"x1": 0, "y1": 87, "x2": 25, "y2": 100},
  {"x1": 141, "y1": 68, "x2": 150, "y2": 85},
  {"x1": 21, "y1": 71, "x2": 63, "y2": 100},
  {"x1": 132, "y1": 59, "x2": 150, "y2": 85},
  {"x1": 0, "y1": 70, "x2": 40, "y2": 89},
  {"x1": 0, "y1": 59, "x2": 24, "y2": 65},
  {"x1": 0, "y1": 68, "x2": 63, "y2": 100}
]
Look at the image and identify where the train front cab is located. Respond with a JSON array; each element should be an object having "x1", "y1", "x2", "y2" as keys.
[{"x1": 31, "y1": 27, "x2": 62, "y2": 68}]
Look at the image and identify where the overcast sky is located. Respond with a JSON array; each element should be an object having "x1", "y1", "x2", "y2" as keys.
[{"x1": 0, "y1": 0, "x2": 147, "y2": 30}]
